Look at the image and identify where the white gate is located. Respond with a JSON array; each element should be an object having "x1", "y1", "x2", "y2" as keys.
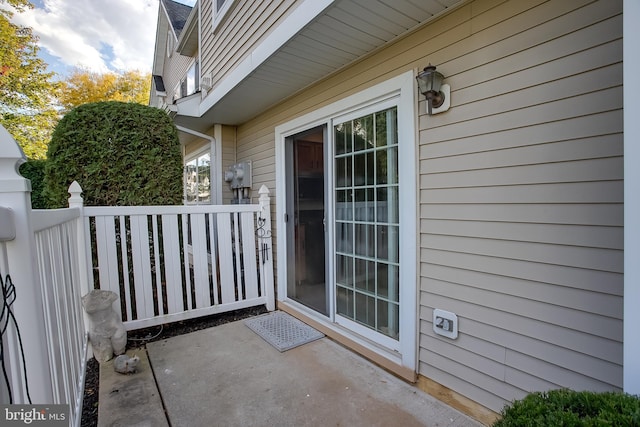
[{"x1": 77, "y1": 186, "x2": 275, "y2": 331}]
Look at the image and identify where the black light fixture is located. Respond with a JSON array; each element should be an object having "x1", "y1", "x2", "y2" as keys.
[{"x1": 416, "y1": 64, "x2": 446, "y2": 115}]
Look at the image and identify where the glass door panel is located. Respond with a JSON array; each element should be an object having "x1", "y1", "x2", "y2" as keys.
[
  {"x1": 286, "y1": 127, "x2": 328, "y2": 315},
  {"x1": 184, "y1": 152, "x2": 211, "y2": 204},
  {"x1": 334, "y1": 107, "x2": 399, "y2": 339}
]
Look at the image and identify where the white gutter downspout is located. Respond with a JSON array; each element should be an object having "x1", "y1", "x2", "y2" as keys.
[
  {"x1": 176, "y1": 125, "x2": 220, "y2": 204},
  {"x1": 198, "y1": 0, "x2": 202, "y2": 92}
]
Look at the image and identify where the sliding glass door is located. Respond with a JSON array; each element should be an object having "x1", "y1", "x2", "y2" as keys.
[
  {"x1": 334, "y1": 107, "x2": 400, "y2": 341},
  {"x1": 277, "y1": 72, "x2": 417, "y2": 369},
  {"x1": 285, "y1": 126, "x2": 328, "y2": 315}
]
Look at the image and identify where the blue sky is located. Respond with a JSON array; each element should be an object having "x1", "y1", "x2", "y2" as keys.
[{"x1": 10, "y1": 0, "x2": 196, "y2": 78}]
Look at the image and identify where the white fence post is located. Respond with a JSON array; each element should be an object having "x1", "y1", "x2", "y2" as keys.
[
  {"x1": 0, "y1": 125, "x2": 54, "y2": 403},
  {"x1": 258, "y1": 185, "x2": 275, "y2": 311},
  {"x1": 68, "y1": 181, "x2": 93, "y2": 358},
  {"x1": 68, "y1": 181, "x2": 90, "y2": 297}
]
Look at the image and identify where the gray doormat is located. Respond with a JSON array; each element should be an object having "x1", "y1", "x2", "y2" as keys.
[{"x1": 244, "y1": 311, "x2": 324, "y2": 352}]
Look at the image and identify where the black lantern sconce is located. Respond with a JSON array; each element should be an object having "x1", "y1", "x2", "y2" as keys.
[{"x1": 416, "y1": 64, "x2": 450, "y2": 115}]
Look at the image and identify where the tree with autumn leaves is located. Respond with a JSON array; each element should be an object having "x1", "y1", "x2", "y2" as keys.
[
  {"x1": 0, "y1": 0, "x2": 58, "y2": 159},
  {"x1": 1, "y1": 0, "x2": 151, "y2": 159},
  {"x1": 58, "y1": 68, "x2": 151, "y2": 113}
]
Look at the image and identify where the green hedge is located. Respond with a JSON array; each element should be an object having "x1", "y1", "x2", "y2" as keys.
[
  {"x1": 19, "y1": 159, "x2": 47, "y2": 209},
  {"x1": 44, "y1": 101, "x2": 183, "y2": 208},
  {"x1": 493, "y1": 389, "x2": 640, "y2": 426}
]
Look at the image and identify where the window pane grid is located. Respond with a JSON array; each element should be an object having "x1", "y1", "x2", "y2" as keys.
[
  {"x1": 336, "y1": 283, "x2": 399, "y2": 304},
  {"x1": 184, "y1": 152, "x2": 211, "y2": 204},
  {"x1": 334, "y1": 106, "x2": 399, "y2": 339}
]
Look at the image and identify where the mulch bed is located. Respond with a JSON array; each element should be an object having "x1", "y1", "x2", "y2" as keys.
[{"x1": 80, "y1": 305, "x2": 268, "y2": 427}]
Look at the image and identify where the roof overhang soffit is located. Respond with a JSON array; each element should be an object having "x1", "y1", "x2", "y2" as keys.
[
  {"x1": 152, "y1": 8, "x2": 170, "y2": 75},
  {"x1": 176, "y1": 2, "x2": 199, "y2": 57},
  {"x1": 176, "y1": 0, "x2": 465, "y2": 127}
]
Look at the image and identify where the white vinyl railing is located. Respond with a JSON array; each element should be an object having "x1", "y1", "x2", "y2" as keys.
[
  {"x1": 0, "y1": 126, "x2": 89, "y2": 427},
  {"x1": 32, "y1": 208, "x2": 89, "y2": 425},
  {"x1": 75, "y1": 185, "x2": 275, "y2": 331}
]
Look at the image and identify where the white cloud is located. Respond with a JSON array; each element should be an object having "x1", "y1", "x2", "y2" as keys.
[{"x1": 11, "y1": 0, "x2": 169, "y2": 74}]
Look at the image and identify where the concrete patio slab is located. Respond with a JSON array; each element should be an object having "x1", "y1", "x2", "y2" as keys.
[
  {"x1": 98, "y1": 347, "x2": 168, "y2": 427},
  {"x1": 146, "y1": 317, "x2": 483, "y2": 427}
]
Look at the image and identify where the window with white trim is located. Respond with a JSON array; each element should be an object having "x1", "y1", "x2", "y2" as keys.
[
  {"x1": 173, "y1": 61, "x2": 199, "y2": 102},
  {"x1": 166, "y1": 31, "x2": 174, "y2": 57},
  {"x1": 184, "y1": 149, "x2": 211, "y2": 204},
  {"x1": 212, "y1": 0, "x2": 236, "y2": 32},
  {"x1": 186, "y1": 61, "x2": 198, "y2": 95}
]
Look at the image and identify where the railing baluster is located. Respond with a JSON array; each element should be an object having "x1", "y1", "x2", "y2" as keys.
[
  {"x1": 162, "y1": 214, "x2": 183, "y2": 314},
  {"x1": 232, "y1": 212, "x2": 242, "y2": 301},
  {"x1": 191, "y1": 213, "x2": 209, "y2": 309},
  {"x1": 151, "y1": 215, "x2": 163, "y2": 315},
  {"x1": 217, "y1": 212, "x2": 235, "y2": 304},
  {"x1": 118, "y1": 215, "x2": 132, "y2": 321},
  {"x1": 180, "y1": 213, "x2": 192, "y2": 310},
  {"x1": 208, "y1": 213, "x2": 220, "y2": 306},
  {"x1": 241, "y1": 212, "x2": 258, "y2": 300}
]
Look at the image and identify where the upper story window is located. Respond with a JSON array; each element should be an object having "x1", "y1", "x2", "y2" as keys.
[
  {"x1": 166, "y1": 31, "x2": 174, "y2": 57},
  {"x1": 187, "y1": 61, "x2": 198, "y2": 95},
  {"x1": 173, "y1": 61, "x2": 199, "y2": 102},
  {"x1": 212, "y1": 0, "x2": 236, "y2": 32}
]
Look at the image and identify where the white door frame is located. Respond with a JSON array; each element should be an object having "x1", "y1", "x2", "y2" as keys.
[{"x1": 275, "y1": 71, "x2": 418, "y2": 371}]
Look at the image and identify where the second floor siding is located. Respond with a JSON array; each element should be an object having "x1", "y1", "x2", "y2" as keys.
[
  {"x1": 154, "y1": 0, "x2": 199, "y2": 105},
  {"x1": 200, "y1": 0, "x2": 298, "y2": 95},
  {"x1": 165, "y1": 50, "x2": 196, "y2": 105}
]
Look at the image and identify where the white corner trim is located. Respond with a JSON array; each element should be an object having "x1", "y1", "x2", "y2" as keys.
[{"x1": 624, "y1": 0, "x2": 640, "y2": 395}]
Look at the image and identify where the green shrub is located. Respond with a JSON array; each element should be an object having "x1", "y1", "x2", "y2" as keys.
[
  {"x1": 493, "y1": 389, "x2": 640, "y2": 426},
  {"x1": 19, "y1": 159, "x2": 47, "y2": 209},
  {"x1": 44, "y1": 101, "x2": 183, "y2": 208}
]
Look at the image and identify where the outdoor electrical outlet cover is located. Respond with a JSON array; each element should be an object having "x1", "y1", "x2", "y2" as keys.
[{"x1": 433, "y1": 308, "x2": 458, "y2": 339}]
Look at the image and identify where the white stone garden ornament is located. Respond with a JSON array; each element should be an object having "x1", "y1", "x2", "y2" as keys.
[{"x1": 81, "y1": 289, "x2": 127, "y2": 363}]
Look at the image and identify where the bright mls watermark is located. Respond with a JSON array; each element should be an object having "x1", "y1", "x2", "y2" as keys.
[{"x1": 0, "y1": 405, "x2": 68, "y2": 426}]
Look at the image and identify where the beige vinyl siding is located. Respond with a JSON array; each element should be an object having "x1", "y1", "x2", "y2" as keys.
[
  {"x1": 200, "y1": 0, "x2": 296, "y2": 93},
  {"x1": 220, "y1": 125, "x2": 237, "y2": 204},
  {"x1": 227, "y1": 0, "x2": 622, "y2": 413},
  {"x1": 236, "y1": 124, "x2": 278, "y2": 257},
  {"x1": 237, "y1": 121, "x2": 277, "y2": 197},
  {"x1": 163, "y1": 50, "x2": 195, "y2": 104},
  {"x1": 418, "y1": 0, "x2": 623, "y2": 412},
  {"x1": 184, "y1": 138, "x2": 209, "y2": 158}
]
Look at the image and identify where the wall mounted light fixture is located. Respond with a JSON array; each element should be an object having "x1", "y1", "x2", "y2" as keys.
[{"x1": 416, "y1": 64, "x2": 450, "y2": 115}]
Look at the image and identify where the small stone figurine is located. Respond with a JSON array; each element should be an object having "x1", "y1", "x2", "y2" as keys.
[
  {"x1": 81, "y1": 289, "x2": 127, "y2": 363},
  {"x1": 113, "y1": 354, "x2": 140, "y2": 374}
]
